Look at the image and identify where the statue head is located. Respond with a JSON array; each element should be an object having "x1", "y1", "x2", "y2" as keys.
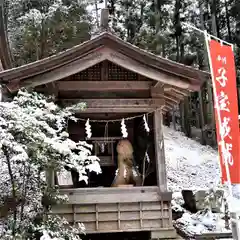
[{"x1": 116, "y1": 139, "x2": 133, "y2": 157}]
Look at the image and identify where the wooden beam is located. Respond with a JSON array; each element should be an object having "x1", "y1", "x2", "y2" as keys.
[
  {"x1": 101, "y1": 61, "x2": 108, "y2": 81},
  {"x1": 164, "y1": 106, "x2": 173, "y2": 111},
  {"x1": 162, "y1": 109, "x2": 168, "y2": 114},
  {"x1": 57, "y1": 81, "x2": 153, "y2": 91},
  {"x1": 165, "y1": 100, "x2": 176, "y2": 107},
  {"x1": 160, "y1": 102, "x2": 174, "y2": 114},
  {"x1": 60, "y1": 98, "x2": 164, "y2": 108},
  {"x1": 150, "y1": 84, "x2": 164, "y2": 98},
  {"x1": 79, "y1": 107, "x2": 155, "y2": 113},
  {"x1": 107, "y1": 49, "x2": 190, "y2": 89},
  {"x1": 164, "y1": 84, "x2": 189, "y2": 96},
  {"x1": 162, "y1": 110, "x2": 167, "y2": 115},
  {"x1": 164, "y1": 93, "x2": 179, "y2": 104},
  {"x1": 68, "y1": 190, "x2": 160, "y2": 203},
  {"x1": 57, "y1": 186, "x2": 172, "y2": 204},
  {"x1": 153, "y1": 82, "x2": 164, "y2": 88},
  {"x1": 7, "y1": 47, "x2": 191, "y2": 92},
  {"x1": 60, "y1": 98, "x2": 164, "y2": 113},
  {"x1": 172, "y1": 89, "x2": 189, "y2": 97},
  {"x1": 7, "y1": 47, "x2": 106, "y2": 91},
  {"x1": 167, "y1": 90, "x2": 187, "y2": 101},
  {"x1": 163, "y1": 105, "x2": 173, "y2": 111},
  {"x1": 163, "y1": 84, "x2": 174, "y2": 91},
  {"x1": 151, "y1": 84, "x2": 183, "y2": 105},
  {"x1": 153, "y1": 108, "x2": 167, "y2": 191}
]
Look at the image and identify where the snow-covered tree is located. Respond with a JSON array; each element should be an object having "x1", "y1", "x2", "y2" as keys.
[
  {"x1": 6, "y1": 0, "x2": 92, "y2": 66},
  {"x1": 0, "y1": 89, "x2": 101, "y2": 239}
]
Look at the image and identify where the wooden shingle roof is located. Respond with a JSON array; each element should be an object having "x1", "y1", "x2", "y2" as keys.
[{"x1": 0, "y1": 30, "x2": 209, "y2": 113}]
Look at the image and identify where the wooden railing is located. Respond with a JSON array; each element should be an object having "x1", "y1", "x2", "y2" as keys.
[{"x1": 51, "y1": 187, "x2": 175, "y2": 238}]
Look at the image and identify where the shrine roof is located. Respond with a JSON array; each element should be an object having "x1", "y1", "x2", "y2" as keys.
[{"x1": 0, "y1": 31, "x2": 209, "y2": 92}]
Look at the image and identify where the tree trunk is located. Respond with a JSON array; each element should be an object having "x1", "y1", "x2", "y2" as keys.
[
  {"x1": 211, "y1": 0, "x2": 220, "y2": 37},
  {"x1": 2, "y1": 146, "x2": 18, "y2": 236},
  {"x1": 39, "y1": 20, "x2": 46, "y2": 59},
  {"x1": 209, "y1": 1, "x2": 218, "y2": 146},
  {"x1": 176, "y1": 36, "x2": 180, "y2": 62},
  {"x1": 224, "y1": 0, "x2": 232, "y2": 41},
  {"x1": 198, "y1": 86, "x2": 207, "y2": 145},
  {"x1": 95, "y1": 0, "x2": 100, "y2": 28},
  {"x1": 199, "y1": 1, "x2": 216, "y2": 146}
]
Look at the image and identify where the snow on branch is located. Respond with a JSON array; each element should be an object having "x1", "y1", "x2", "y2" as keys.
[{"x1": 0, "y1": 89, "x2": 100, "y2": 239}]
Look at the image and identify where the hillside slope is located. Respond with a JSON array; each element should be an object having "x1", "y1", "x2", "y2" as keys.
[{"x1": 164, "y1": 126, "x2": 221, "y2": 191}]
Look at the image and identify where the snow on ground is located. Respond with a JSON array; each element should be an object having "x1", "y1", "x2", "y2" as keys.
[
  {"x1": 176, "y1": 210, "x2": 231, "y2": 235},
  {"x1": 163, "y1": 126, "x2": 237, "y2": 237},
  {"x1": 164, "y1": 126, "x2": 221, "y2": 192}
]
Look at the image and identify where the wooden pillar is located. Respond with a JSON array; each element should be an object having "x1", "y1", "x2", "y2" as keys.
[
  {"x1": 154, "y1": 108, "x2": 167, "y2": 192},
  {"x1": 172, "y1": 107, "x2": 176, "y2": 130}
]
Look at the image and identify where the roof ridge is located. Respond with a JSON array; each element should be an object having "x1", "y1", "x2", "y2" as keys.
[{"x1": 0, "y1": 31, "x2": 209, "y2": 86}]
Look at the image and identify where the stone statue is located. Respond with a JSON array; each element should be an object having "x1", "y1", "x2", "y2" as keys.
[{"x1": 111, "y1": 139, "x2": 141, "y2": 187}]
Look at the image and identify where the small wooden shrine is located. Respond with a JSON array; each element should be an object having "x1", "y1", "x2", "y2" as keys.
[{"x1": 0, "y1": 7, "x2": 209, "y2": 239}]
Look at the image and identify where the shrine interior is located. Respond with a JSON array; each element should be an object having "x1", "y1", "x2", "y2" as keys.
[{"x1": 58, "y1": 112, "x2": 158, "y2": 188}]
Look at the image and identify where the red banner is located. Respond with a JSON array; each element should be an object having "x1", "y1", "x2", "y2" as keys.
[{"x1": 208, "y1": 39, "x2": 240, "y2": 184}]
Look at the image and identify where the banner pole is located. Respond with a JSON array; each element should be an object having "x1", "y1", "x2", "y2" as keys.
[
  {"x1": 203, "y1": 30, "x2": 240, "y2": 239},
  {"x1": 182, "y1": 22, "x2": 234, "y2": 49},
  {"x1": 204, "y1": 31, "x2": 232, "y2": 193},
  {"x1": 183, "y1": 21, "x2": 240, "y2": 239},
  {"x1": 203, "y1": 30, "x2": 233, "y2": 198},
  {"x1": 183, "y1": 21, "x2": 234, "y2": 199}
]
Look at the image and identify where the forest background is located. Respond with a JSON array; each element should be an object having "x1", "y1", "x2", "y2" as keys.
[{"x1": 4, "y1": 0, "x2": 240, "y2": 146}]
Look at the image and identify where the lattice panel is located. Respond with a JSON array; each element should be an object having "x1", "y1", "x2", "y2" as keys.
[
  {"x1": 108, "y1": 62, "x2": 138, "y2": 81},
  {"x1": 63, "y1": 62, "x2": 141, "y2": 81},
  {"x1": 66, "y1": 63, "x2": 102, "y2": 81},
  {"x1": 87, "y1": 64, "x2": 101, "y2": 80}
]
